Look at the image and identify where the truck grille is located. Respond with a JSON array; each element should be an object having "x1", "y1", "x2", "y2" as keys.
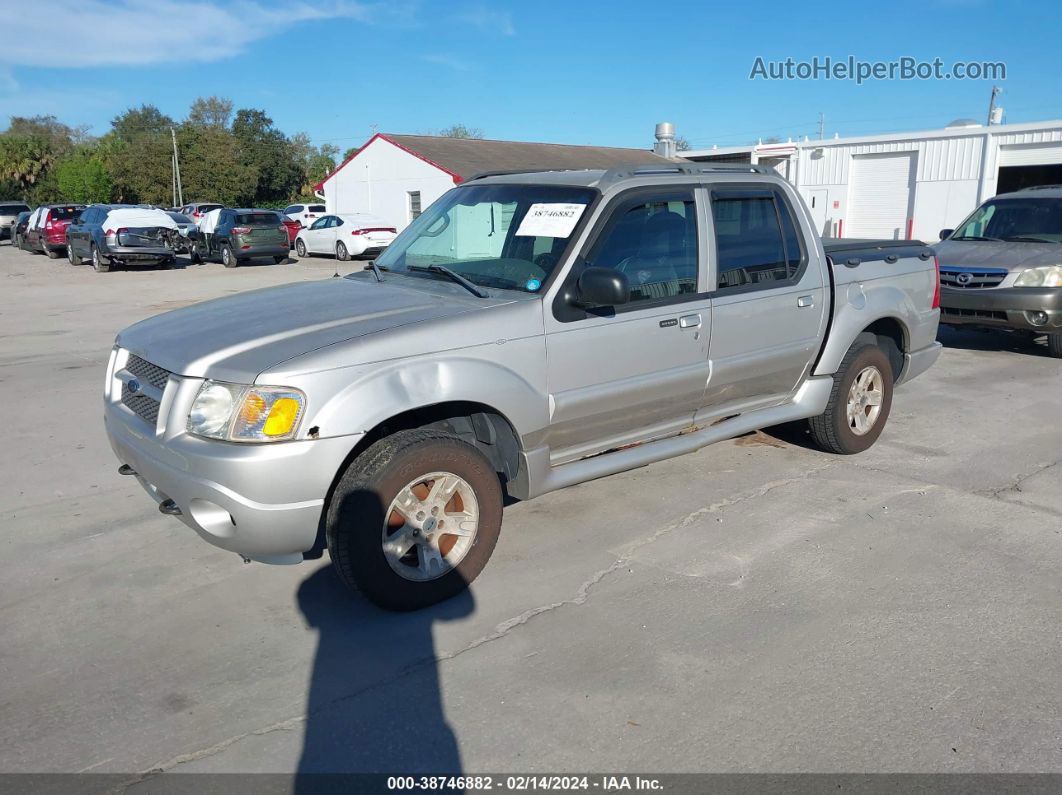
[
  {"x1": 940, "y1": 267, "x2": 1008, "y2": 289},
  {"x1": 120, "y1": 354, "x2": 171, "y2": 426}
]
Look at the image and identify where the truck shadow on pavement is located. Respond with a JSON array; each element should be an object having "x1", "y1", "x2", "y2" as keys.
[
  {"x1": 295, "y1": 548, "x2": 472, "y2": 783},
  {"x1": 938, "y1": 325, "x2": 1054, "y2": 358}
]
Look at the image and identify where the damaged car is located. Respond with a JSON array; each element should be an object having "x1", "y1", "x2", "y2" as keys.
[{"x1": 66, "y1": 205, "x2": 182, "y2": 272}]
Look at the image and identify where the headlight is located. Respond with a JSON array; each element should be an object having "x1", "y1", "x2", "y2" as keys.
[
  {"x1": 1014, "y1": 265, "x2": 1062, "y2": 288},
  {"x1": 187, "y1": 381, "x2": 306, "y2": 442}
]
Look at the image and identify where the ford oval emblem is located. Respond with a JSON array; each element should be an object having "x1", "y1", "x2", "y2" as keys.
[
  {"x1": 956, "y1": 272, "x2": 973, "y2": 285},
  {"x1": 127, "y1": 378, "x2": 142, "y2": 394}
]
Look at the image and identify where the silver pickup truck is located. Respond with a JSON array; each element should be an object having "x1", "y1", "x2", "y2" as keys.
[{"x1": 104, "y1": 165, "x2": 941, "y2": 610}]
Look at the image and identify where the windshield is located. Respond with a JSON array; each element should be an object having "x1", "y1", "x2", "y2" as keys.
[
  {"x1": 374, "y1": 184, "x2": 596, "y2": 293},
  {"x1": 951, "y1": 197, "x2": 1062, "y2": 242}
]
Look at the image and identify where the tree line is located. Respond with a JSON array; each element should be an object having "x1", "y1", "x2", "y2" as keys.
[{"x1": 0, "y1": 97, "x2": 351, "y2": 209}]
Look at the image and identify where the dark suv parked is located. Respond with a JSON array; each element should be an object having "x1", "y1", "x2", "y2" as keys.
[
  {"x1": 10, "y1": 211, "x2": 30, "y2": 249},
  {"x1": 191, "y1": 208, "x2": 289, "y2": 267}
]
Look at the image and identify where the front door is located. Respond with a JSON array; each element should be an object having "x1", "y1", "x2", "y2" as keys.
[
  {"x1": 544, "y1": 188, "x2": 712, "y2": 465},
  {"x1": 305, "y1": 216, "x2": 332, "y2": 253},
  {"x1": 697, "y1": 185, "x2": 828, "y2": 422}
]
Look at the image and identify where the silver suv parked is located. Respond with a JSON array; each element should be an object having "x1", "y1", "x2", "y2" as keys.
[
  {"x1": 936, "y1": 185, "x2": 1062, "y2": 356},
  {"x1": 105, "y1": 165, "x2": 941, "y2": 610}
]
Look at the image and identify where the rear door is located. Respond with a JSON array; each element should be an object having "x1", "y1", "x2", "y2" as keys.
[
  {"x1": 697, "y1": 184, "x2": 828, "y2": 421},
  {"x1": 544, "y1": 187, "x2": 713, "y2": 464}
]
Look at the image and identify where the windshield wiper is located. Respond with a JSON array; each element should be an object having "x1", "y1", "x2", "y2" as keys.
[
  {"x1": 951, "y1": 235, "x2": 1004, "y2": 242},
  {"x1": 407, "y1": 264, "x2": 489, "y2": 298},
  {"x1": 366, "y1": 260, "x2": 388, "y2": 281},
  {"x1": 1003, "y1": 236, "x2": 1061, "y2": 244}
]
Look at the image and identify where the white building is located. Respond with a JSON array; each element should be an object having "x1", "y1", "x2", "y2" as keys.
[
  {"x1": 680, "y1": 119, "x2": 1062, "y2": 241},
  {"x1": 314, "y1": 133, "x2": 670, "y2": 231}
]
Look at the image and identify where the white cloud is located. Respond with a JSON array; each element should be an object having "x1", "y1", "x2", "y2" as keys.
[
  {"x1": 457, "y1": 4, "x2": 514, "y2": 36},
  {"x1": 0, "y1": 0, "x2": 380, "y2": 67},
  {"x1": 422, "y1": 53, "x2": 472, "y2": 72}
]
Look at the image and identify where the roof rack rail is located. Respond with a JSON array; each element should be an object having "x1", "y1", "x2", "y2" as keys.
[
  {"x1": 1019, "y1": 183, "x2": 1062, "y2": 191},
  {"x1": 465, "y1": 162, "x2": 775, "y2": 186}
]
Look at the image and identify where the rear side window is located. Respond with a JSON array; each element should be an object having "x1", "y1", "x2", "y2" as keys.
[
  {"x1": 711, "y1": 189, "x2": 803, "y2": 291},
  {"x1": 308, "y1": 205, "x2": 326, "y2": 213},
  {"x1": 236, "y1": 212, "x2": 280, "y2": 226}
]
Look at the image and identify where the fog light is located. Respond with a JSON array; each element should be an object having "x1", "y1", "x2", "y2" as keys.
[{"x1": 1027, "y1": 310, "x2": 1049, "y2": 327}]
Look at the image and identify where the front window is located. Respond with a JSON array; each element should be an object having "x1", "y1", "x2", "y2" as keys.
[
  {"x1": 951, "y1": 197, "x2": 1062, "y2": 243},
  {"x1": 375, "y1": 184, "x2": 596, "y2": 293}
]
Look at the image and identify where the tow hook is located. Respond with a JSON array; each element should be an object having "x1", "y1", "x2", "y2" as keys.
[
  {"x1": 158, "y1": 499, "x2": 182, "y2": 516},
  {"x1": 118, "y1": 464, "x2": 136, "y2": 476}
]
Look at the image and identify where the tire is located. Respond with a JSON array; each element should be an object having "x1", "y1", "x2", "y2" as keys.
[
  {"x1": 68, "y1": 243, "x2": 81, "y2": 266},
  {"x1": 221, "y1": 244, "x2": 236, "y2": 268},
  {"x1": 326, "y1": 429, "x2": 504, "y2": 611},
  {"x1": 91, "y1": 244, "x2": 110, "y2": 273},
  {"x1": 44, "y1": 245, "x2": 60, "y2": 259},
  {"x1": 808, "y1": 343, "x2": 894, "y2": 455},
  {"x1": 190, "y1": 243, "x2": 203, "y2": 264},
  {"x1": 295, "y1": 238, "x2": 307, "y2": 258},
  {"x1": 273, "y1": 255, "x2": 287, "y2": 264},
  {"x1": 336, "y1": 241, "x2": 349, "y2": 261},
  {"x1": 1048, "y1": 332, "x2": 1062, "y2": 359}
]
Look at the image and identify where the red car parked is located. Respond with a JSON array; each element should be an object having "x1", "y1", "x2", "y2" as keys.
[
  {"x1": 25, "y1": 204, "x2": 85, "y2": 258},
  {"x1": 279, "y1": 214, "x2": 300, "y2": 246}
]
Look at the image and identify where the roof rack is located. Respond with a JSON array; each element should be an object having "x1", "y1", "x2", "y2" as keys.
[
  {"x1": 466, "y1": 162, "x2": 775, "y2": 186},
  {"x1": 1019, "y1": 184, "x2": 1062, "y2": 191}
]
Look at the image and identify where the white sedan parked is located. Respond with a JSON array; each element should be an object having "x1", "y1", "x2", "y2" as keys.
[{"x1": 294, "y1": 213, "x2": 398, "y2": 260}]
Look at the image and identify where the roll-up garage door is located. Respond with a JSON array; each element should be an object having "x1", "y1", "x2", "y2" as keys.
[
  {"x1": 998, "y1": 142, "x2": 1062, "y2": 167},
  {"x1": 847, "y1": 152, "x2": 916, "y2": 240}
]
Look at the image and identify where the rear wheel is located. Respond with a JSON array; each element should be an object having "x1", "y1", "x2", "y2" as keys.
[
  {"x1": 808, "y1": 343, "x2": 893, "y2": 455},
  {"x1": 68, "y1": 243, "x2": 81, "y2": 265},
  {"x1": 326, "y1": 429, "x2": 503, "y2": 611},
  {"x1": 220, "y1": 244, "x2": 236, "y2": 268},
  {"x1": 91, "y1": 244, "x2": 111, "y2": 273},
  {"x1": 336, "y1": 241, "x2": 349, "y2": 261},
  {"x1": 190, "y1": 242, "x2": 203, "y2": 264},
  {"x1": 1047, "y1": 332, "x2": 1062, "y2": 359},
  {"x1": 44, "y1": 245, "x2": 59, "y2": 259},
  {"x1": 295, "y1": 238, "x2": 307, "y2": 258}
]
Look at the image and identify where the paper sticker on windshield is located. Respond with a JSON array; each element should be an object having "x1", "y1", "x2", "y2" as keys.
[{"x1": 515, "y1": 203, "x2": 587, "y2": 238}]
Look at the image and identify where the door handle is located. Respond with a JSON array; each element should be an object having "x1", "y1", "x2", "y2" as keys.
[
  {"x1": 797, "y1": 295, "x2": 814, "y2": 308},
  {"x1": 679, "y1": 314, "x2": 701, "y2": 329}
]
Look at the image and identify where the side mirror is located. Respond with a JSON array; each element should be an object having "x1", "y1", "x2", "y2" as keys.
[
  {"x1": 939, "y1": 228, "x2": 954, "y2": 241},
  {"x1": 575, "y1": 266, "x2": 629, "y2": 307}
]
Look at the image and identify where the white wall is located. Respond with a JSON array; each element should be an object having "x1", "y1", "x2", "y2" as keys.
[{"x1": 319, "y1": 137, "x2": 458, "y2": 231}]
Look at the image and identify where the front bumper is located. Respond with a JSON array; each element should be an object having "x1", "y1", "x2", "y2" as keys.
[
  {"x1": 104, "y1": 357, "x2": 360, "y2": 563},
  {"x1": 940, "y1": 286, "x2": 1062, "y2": 331}
]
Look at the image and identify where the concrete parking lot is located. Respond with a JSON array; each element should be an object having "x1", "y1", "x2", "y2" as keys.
[{"x1": 1, "y1": 243, "x2": 1060, "y2": 779}]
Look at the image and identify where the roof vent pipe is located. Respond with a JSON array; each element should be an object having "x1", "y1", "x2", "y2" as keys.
[{"x1": 654, "y1": 122, "x2": 677, "y2": 159}]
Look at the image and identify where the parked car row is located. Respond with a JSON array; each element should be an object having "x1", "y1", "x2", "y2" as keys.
[{"x1": 4, "y1": 197, "x2": 399, "y2": 270}]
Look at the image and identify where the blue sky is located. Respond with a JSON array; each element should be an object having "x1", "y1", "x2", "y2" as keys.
[{"x1": 2, "y1": 0, "x2": 1059, "y2": 152}]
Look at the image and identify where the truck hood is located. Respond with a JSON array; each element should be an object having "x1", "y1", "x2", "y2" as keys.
[
  {"x1": 935, "y1": 239, "x2": 1062, "y2": 269},
  {"x1": 116, "y1": 276, "x2": 495, "y2": 383}
]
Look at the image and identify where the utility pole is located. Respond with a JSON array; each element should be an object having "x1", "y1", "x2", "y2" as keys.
[
  {"x1": 170, "y1": 128, "x2": 184, "y2": 207},
  {"x1": 986, "y1": 85, "x2": 1002, "y2": 126},
  {"x1": 818, "y1": 112, "x2": 824, "y2": 140}
]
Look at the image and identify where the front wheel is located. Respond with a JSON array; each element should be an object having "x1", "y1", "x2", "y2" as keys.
[
  {"x1": 190, "y1": 242, "x2": 203, "y2": 264},
  {"x1": 295, "y1": 238, "x2": 307, "y2": 258},
  {"x1": 808, "y1": 343, "x2": 893, "y2": 455},
  {"x1": 1047, "y1": 332, "x2": 1062, "y2": 359},
  {"x1": 221, "y1": 244, "x2": 236, "y2": 268},
  {"x1": 326, "y1": 429, "x2": 504, "y2": 611}
]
